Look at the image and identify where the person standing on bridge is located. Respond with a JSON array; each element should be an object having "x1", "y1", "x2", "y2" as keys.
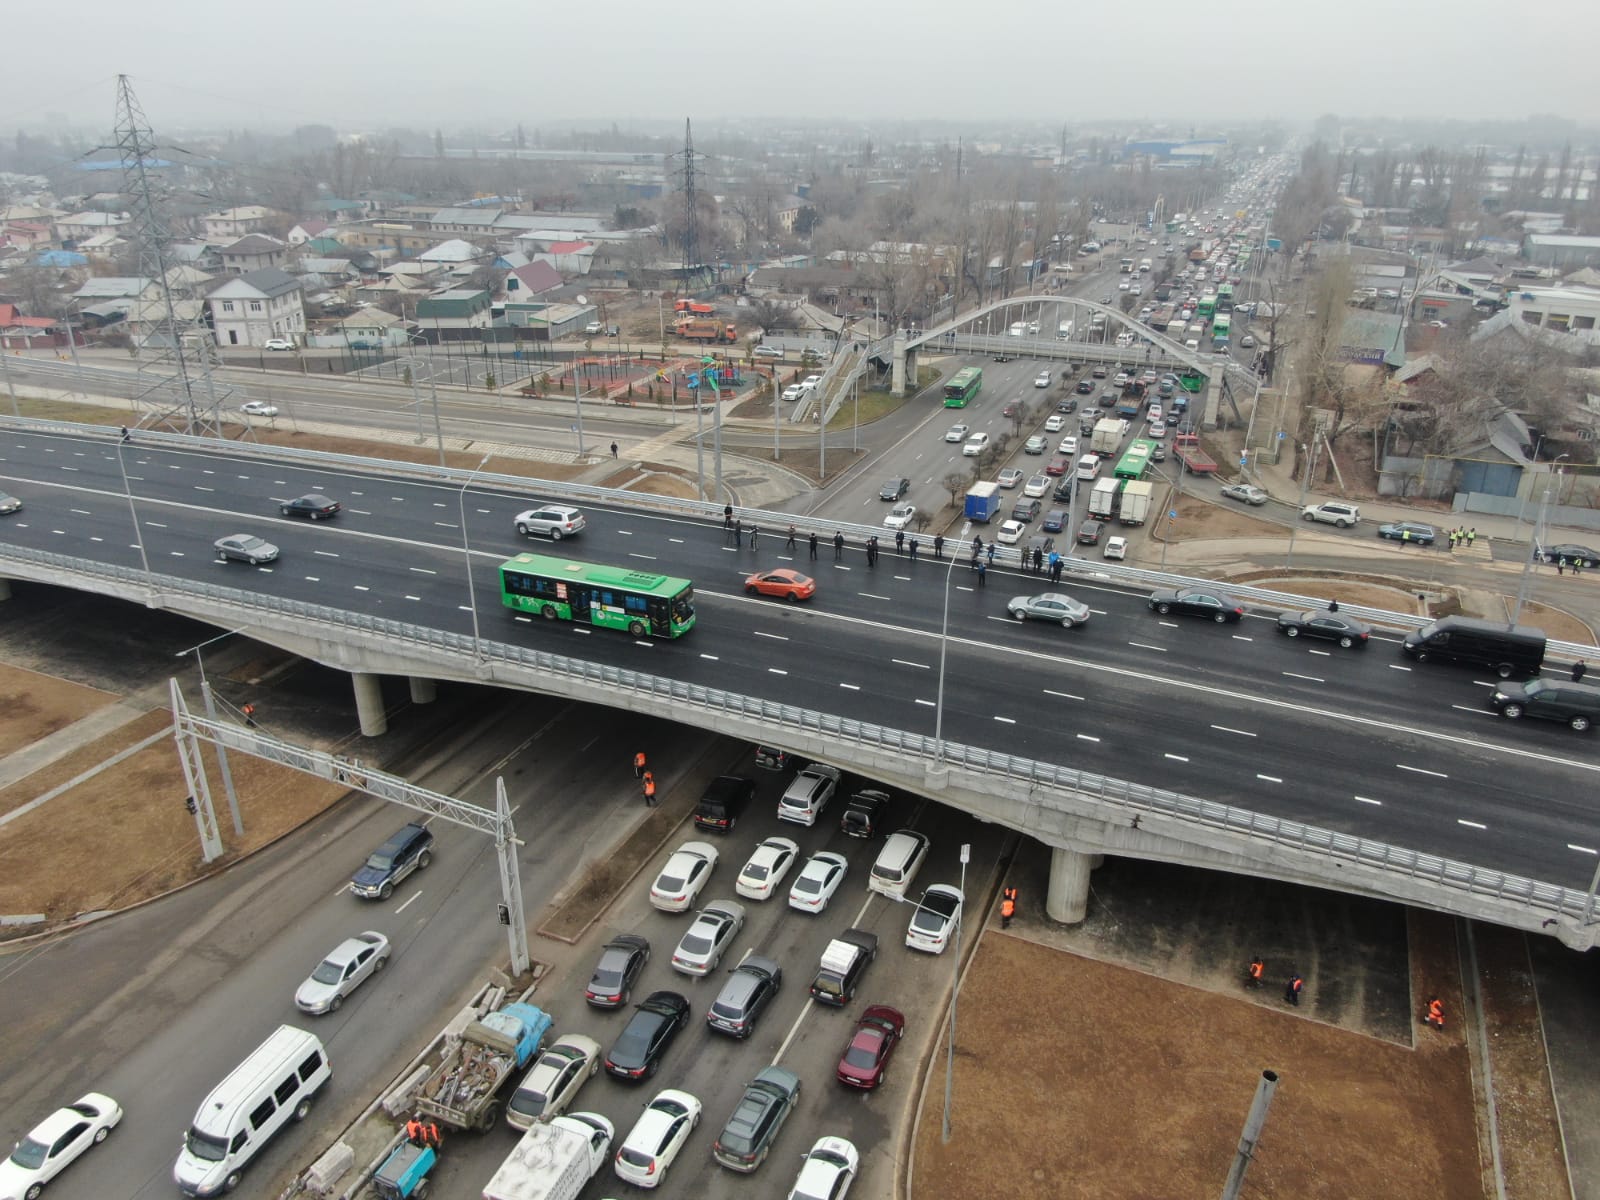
[
  {"x1": 895, "y1": 529, "x2": 905, "y2": 555},
  {"x1": 786, "y1": 524, "x2": 797, "y2": 551},
  {"x1": 809, "y1": 532, "x2": 818, "y2": 561},
  {"x1": 1573, "y1": 659, "x2": 1588, "y2": 684},
  {"x1": 610, "y1": 441, "x2": 619, "y2": 459},
  {"x1": 976, "y1": 559, "x2": 987, "y2": 588},
  {"x1": 732, "y1": 521, "x2": 742, "y2": 548},
  {"x1": 749, "y1": 524, "x2": 759, "y2": 551},
  {"x1": 933, "y1": 535, "x2": 945, "y2": 560},
  {"x1": 908, "y1": 536, "x2": 919, "y2": 562},
  {"x1": 834, "y1": 531, "x2": 845, "y2": 560},
  {"x1": 723, "y1": 504, "x2": 734, "y2": 529}
]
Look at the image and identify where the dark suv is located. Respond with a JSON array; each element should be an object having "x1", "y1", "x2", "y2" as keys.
[
  {"x1": 350, "y1": 822, "x2": 433, "y2": 900},
  {"x1": 711, "y1": 1066, "x2": 802, "y2": 1173},
  {"x1": 706, "y1": 956, "x2": 783, "y2": 1038},
  {"x1": 694, "y1": 775, "x2": 757, "y2": 833},
  {"x1": 1490, "y1": 679, "x2": 1600, "y2": 732},
  {"x1": 841, "y1": 789, "x2": 890, "y2": 838}
]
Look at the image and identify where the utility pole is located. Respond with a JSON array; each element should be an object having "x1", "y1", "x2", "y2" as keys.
[{"x1": 1220, "y1": 1070, "x2": 1279, "y2": 1200}]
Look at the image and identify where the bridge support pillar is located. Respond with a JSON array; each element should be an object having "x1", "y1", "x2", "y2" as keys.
[
  {"x1": 1046, "y1": 846, "x2": 1095, "y2": 925},
  {"x1": 1205, "y1": 376, "x2": 1221, "y2": 430},
  {"x1": 352, "y1": 672, "x2": 387, "y2": 737},
  {"x1": 891, "y1": 338, "x2": 908, "y2": 398},
  {"x1": 408, "y1": 676, "x2": 437, "y2": 705}
]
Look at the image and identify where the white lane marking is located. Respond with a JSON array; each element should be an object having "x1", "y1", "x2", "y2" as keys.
[
  {"x1": 409, "y1": 566, "x2": 437, "y2": 575},
  {"x1": 350, "y1": 509, "x2": 372, "y2": 516},
  {"x1": 1164, "y1": 753, "x2": 1189, "y2": 762},
  {"x1": 194, "y1": 485, "x2": 214, "y2": 493},
  {"x1": 1282, "y1": 671, "x2": 1325, "y2": 682},
  {"x1": 915, "y1": 698, "x2": 935, "y2": 707},
  {"x1": 840, "y1": 683, "x2": 860, "y2": 690},
  {"x1": 1397, "y1": 764, "x2": 1448, "y2": 778},
  {"x1": 315, "y1": 550, "x2": 339, "y2": 558},
  {"x1": 700, "y1": 653, "x2": 719, "y2": 661},
  {"x1": 146, "y1": 521, "x2": 167, "y2": 528},
  {"x1": 768, "y1": 668, "x2": 789, "y2": 676},
  {"x1": 394, "y1": 890, "x2": 424, "y2": 914},
  {"x1": 753, "y1": 631, "x2": 789, "y2": 642},
  {"x1": 1256, "y1": 774, "x2": 1283, "y2": 783},
  {"x1": 1568, "y1": 844, "x2": 1597, "y2": 855},
  {"x1": 893, "y1": 659, "x2": 930, "y2": 670},
  {"x1": 1128, "y1": 641, "x2": 1167, "y2": 652},
  {"x1": 304, "y1": 575, "x2": 320, "y2": 582},
  {"x1": 1355, "y1": 796, "x2": 1383, "y2": 806},
  {"x1": 70, "y1": 508, "x2": 92, "y2": 515},
  {"x1": 619, "y1": 530, "x2": 634, "y2": 537},
  {"x1": 1231, "y1": 634, "x2": 1253, "y2": 641},
  {"x1": 1210, "y1": 725, "x2": 1256, "y2": 737},
  {"x1": 859, "y1": 592, "x2": 892, "y2": 601},
  {"x1": 1388, "y1": 664, "x2": 1414, "y2": 671},
  {"x1": 404, "y1": 594, "x2": 421, "y2": 601},
  {"x1": 1043, "y1": 689, "x2": 1084, "y2": 700},
  {"x1": 354, "y1": 585, "x2": 369, "y2": 592},
  {"x1": 1076, "y1": 733, "x2": 1101, "y2": 742},
  {"x1": 628, "y1": 552, "x2": 657, "y2": 561},
  {"x1": 668, "y1": 537, "x2": 684, "y2": 544},
  {"x1": 1457, "y1": 819, "x2": 1486, "y2": 830},
  {"x1": 994, "y1": 716, "x2": 1016, "y2": 724}
]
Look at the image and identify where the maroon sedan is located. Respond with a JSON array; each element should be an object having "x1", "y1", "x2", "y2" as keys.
[{"x1": 836, "y1": 1004, "x2": 904, "y2": 1089}]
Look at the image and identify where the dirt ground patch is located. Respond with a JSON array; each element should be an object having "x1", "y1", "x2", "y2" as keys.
[
  {"x1": 0, "y1": 664, "x2": 119, "y2": 757},
  {"x1": 1159, "y1": 492, "x2": 1280, "y2": 540},
  {"x1": 912, "y1": 935, "x2": 1483, "y2": 1200},
  {"x1": 0, "y1": 707, "x2": 170, "y2": 819}
]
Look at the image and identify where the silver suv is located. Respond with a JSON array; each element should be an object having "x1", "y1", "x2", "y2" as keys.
[
  {"x1": 1300, "y1": 501, "x2": 1360, "y2": 528},
  {"x1": 514, "y1": 503, "x2": 586, "y2": 540},
  {"x1": 778, "y1": 764, "x2": 840, "y2": 827}
]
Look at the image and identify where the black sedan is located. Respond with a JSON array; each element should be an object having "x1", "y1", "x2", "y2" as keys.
[
  {"x1": 1275, "y1": 609, "x2": 1372, "y2": 648},
  {"x1": 1540, "y1": 543, "x2": 1600, "y2": 568},
  {"x1": 605, "y1": 991, "x2": 690, "y2": 1081},
  {"x1": 585, "y1": 934, "x2": 650, "y2": 1009},
  {"x1": 1075, "y1": 379, "x2": 1094, "y2": 394},
  {"x1": 280, "y1": 492, "x2": 341, "y2": 519},
  {"x1": 1376, "y1": 521, "x2": 1436, "y2": 546},
  {"x1": 1148, "y1": 586, "x2": 1246, "y2": 623}
]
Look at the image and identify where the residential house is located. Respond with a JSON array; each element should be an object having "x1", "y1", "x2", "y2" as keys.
[
  {"x1": 73, "y1": 276, "x2": 158, "y2": 305},
  {"x1": 532, "y1": 240, "x2": 593, "y2": 275},
  {"x1": 162, "y1": 263, "x2": 215, "y2": 297},
  {"x1": 0, "y1": 303, "x2": 77, "y2": 350},
  {"x1": 504, "y1": 260, "x2": 561, "y2": 302},
  {"x1": 287, "y1": 219, "x2": 333, "y2": 246},
  {"x1": 427, "y1": 208, "x2": 505, "y2": 237},
  {"x1": 337, "y1": 221, "x2": 435, "y2": 257},
  {"x1": 57, "y1": 211, "x2": 130, "y2": 244},
  {"x1": 77, "y1": 230, "x2": 130, "y2": 263},
  {"x1": 310, "y1": 305, "x2": 409, "y2": 349},
  {"x1": 203, "y1": 205, "x2": 275, "y2": 241},
  {"x1": 168, "y1": 242, "x2": 223, "y2": 272},
  {"x1": 220, "y1": 234, "x2": 288, "y2": 275},
  {"x1": 0, "y1": 221, "x2": 53, "y2": 252},
  {"x1": 1500, "y1": 284, "x2": 1600, "y2": 345},
  {"x1": 207, "y1": 267, "x2": 306, "y2": 347},
  {"x1": 1524, "y1": 234, "x2": 1600, "y2": 271},
  {"x1": 414, "y1": 288, "x2": 492, "y2": 339},
  {"x1": 419, "y1": 238, "x2": 486, "y2": 267}
]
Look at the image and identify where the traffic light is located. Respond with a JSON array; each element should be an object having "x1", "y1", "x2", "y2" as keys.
[{"x1": 184, "y1": 796, "x2": 197, "y2": 814}]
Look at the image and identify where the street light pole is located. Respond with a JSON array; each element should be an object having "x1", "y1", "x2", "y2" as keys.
[
  {"x1": 1285, "y1": 439, "x2": 1312, "y2": 570},
  {"x1": 941, "y1": 841, "x2": 971, "y2": 1144},
  {"x1": 460, "y1": 452, "x2": 491, "y2": 660},
  {"x1": 116, "y1": 437, "x2": 152, "y2": 583},
  {"x1": 933, "y1": 526, "x2": 969, "y2": 761}
]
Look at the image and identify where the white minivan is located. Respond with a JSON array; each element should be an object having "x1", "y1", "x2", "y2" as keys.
[
  {"x1": 174, "y1": 1026, "x2": 330, "y2": 1196},
  {"x1": 1076, "y1": 455, "x2": 1101, "y2": 481},
  {"x1": 868, "y1": 830, "x2": 931, "y2": 900}
]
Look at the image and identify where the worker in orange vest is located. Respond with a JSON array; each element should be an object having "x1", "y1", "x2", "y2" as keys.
[
  {"x1": 1000, "y1": 886, "x2": 1017, "y2": 929},
  {"x1": 1247, "y1": 957, "x2": 1265, "y2": 989},
  {"x1": 1425, "y1": 996, "x2": 1445, "y2": 1029},
  {"x1": 642, "y1": 771, "x2": 657, "y2": 806},
  {"x1": 633, "y1": 750, "x2": 647, "y2": 778},
  {"x1": 405, "y1": 1117, "x2": 424, "y2": 1145},
  {"x1": 423, "y1": 1121, "x2": 442, "y2": 1149},
  {"x1": 1285, "y1": 973, "x2": 1304, "y2": 1007}
]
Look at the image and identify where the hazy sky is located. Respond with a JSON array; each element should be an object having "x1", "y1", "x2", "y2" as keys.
[{"x1": 4, "y1": 0, "x2": 1598, "y2": 134}]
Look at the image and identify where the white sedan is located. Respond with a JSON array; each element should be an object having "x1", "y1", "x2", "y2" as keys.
[
  {"x1": 1023, "y1": 475, "x2": 1051, "y2": 498},
  {"x1": 905, "y1": 884, "x2": 964, "y2": 954},
  {"x1": 506, "y1": 1035, "x2": 602, "y2": 1128},
  {"x1": 0, "y1": 1093, "x2": 122, "y2": 1199},
  {"x1": 240, "y1": 401, "x2": 279, "y2": 417},
  {"x1": 1058, "y1": 436, "x2": 1078, "y2": 456},
  {"x1": 670, "y1": 900, "x2": 746, "y2": 976},
  {"x1": 883, "y1": 503, "x2": 916, "y2": 531},
  {"x1": 994, "y1": 520, "x2": 1026, "y2": 545},
  {"x1": 944, "y1": 424, "x2": 970, "y2": 442},
  {"x1": 1044, "y1": 415, "x2": 1065, "y2": 433},
  {"x1": 648, "y1": 841, "x2": 719, "y2": 912},
  {"x1": 787, "y1": 851, "x2": 849, "y2": 913},
  {"x1": 1034, "y1": 370, "x2": 1052, "y2": 387},
  {"x1": 1103, "y1": 536, "x2": 1128, "y2": 560},
  {"x1": 615, "y1": 1089, "x2": 701, "y2": 1189},
  {"x1": 962, "y1": 433, "x2": 990, "y2": 456},
  {"x1": 997, "y1": 468, "x2": 1024, "y2": 490},
  {"x1": 294, "y1": 930, "x2": 390, "y2": 1014},
  {"x1": 788, "y1": 1136, "x2": 858, "y2": 1200},
  {"x1": 736, "y1": 837, "x2": 800, "y2": 900}
]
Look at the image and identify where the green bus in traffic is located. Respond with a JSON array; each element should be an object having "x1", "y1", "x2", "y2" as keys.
[
  {"x1": 1197, "y1": 294, "x2": 1218, "y2": 319},
  {"x1": 1114, "y1": 439, "x2": 1156, "y2": 481},
  {"x1": 499, "y1": 553, "x2": 696, "y2": 639},
  {"x1": 1216, "y1": 283, "x2": 1235, "y2": 312},
  {"x1": 943, "y1": 366, "x2": 983, "y2": 408}
]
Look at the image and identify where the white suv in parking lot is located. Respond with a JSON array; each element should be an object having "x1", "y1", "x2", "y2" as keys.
[{"x1": 1300, "y1": 501, "x2": 1361, "y2": 528}]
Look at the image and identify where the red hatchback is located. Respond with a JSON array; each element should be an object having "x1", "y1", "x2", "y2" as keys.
[
  {"x1": 744, "y1": 569, "x2": 815, "y2": 602},
  {"x1": 1045, "y1": 455, "x2": 1070, "y2": 477},
  {"x1": 836, "y1": 1004, "x2": 904, "y2": 1089}
]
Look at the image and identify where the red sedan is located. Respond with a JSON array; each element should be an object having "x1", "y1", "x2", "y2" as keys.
[
  {"x1": 744, "y1": 569, "x2": 815, "y2": 602},
  {"x1": 836, "y1": 1004, "x2": 904, "y2": 1089},
  {"x1": 1045, "y1": 455, "x2": 1070, "y2": 476}
]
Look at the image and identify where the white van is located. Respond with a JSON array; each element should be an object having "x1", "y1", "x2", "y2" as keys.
[
  {"x1": 174, "y1": 1026, "x2": 330, "y2": 1196},
  {"x1": 868, "y1": 830, "x2": 930, "y2": 899},
  {"x1": 1076, "y1": 454, "x2": 1101, "y2": 481}
]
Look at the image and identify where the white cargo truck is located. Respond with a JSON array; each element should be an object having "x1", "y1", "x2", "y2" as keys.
[
  {"x1": 1091, "y1": 418, "x2": 1123, "y2": 458},
  {"x1": 1118, "y1": 480, "x2": 1153, "y2": 526},
  {"x1": 481, "y1": 1112, "x2": 613, "y2": 1200},
  {"x1": 1087, "y1": 477, "x2": 1121, "y2": 520}
]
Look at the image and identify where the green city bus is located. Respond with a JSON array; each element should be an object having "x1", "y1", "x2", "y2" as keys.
[
  {"x1": 1216, "y1": 283, "x2": 1235, "y2": 312},
  {"x1": 943, "y1": 366, "x2": 982, "y2": 408},
  {"x1": 1197, "y1": 294, "x2": 1218, "y2": 319},
  {"x1": 1114, "y1": 439, "x2": 1156, "y2": 481},
  {"x1": 1212, "y1": 313, "x2": 1232, "y2": 350},
  {"x1": 499, "y1": 553, "x2": 696, "y2": 638}
]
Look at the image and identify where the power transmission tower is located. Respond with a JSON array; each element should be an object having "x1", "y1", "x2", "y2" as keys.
[
  {"x1": 113, "y1": 74, "x2": 229, "y2": 436},
  {"x1": 671, "y1": 118, "x2": 707, "y2": 289}
]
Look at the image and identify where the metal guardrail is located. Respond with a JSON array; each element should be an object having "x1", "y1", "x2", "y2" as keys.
[{"x1": 0, "y1": 540, "x2": 1593, "y2": 928}]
